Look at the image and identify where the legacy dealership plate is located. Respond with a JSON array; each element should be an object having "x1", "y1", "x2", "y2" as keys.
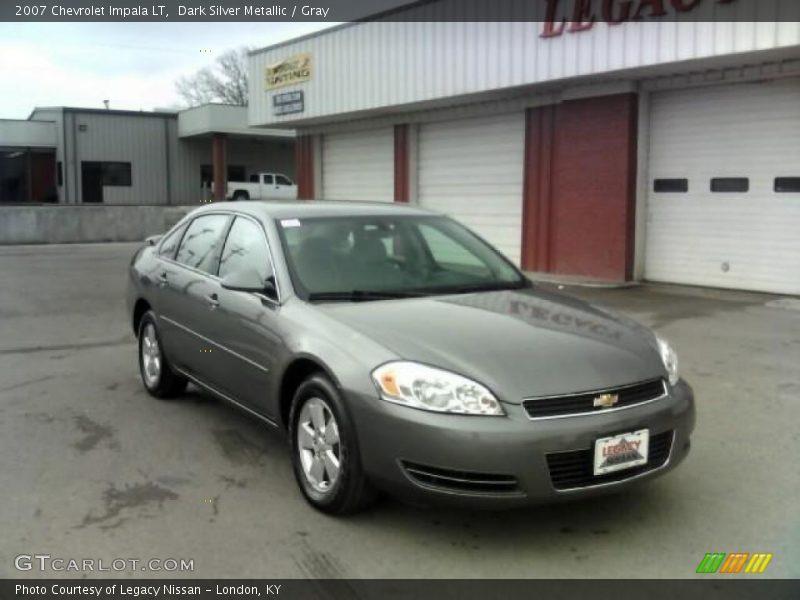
[{"x1": 594, "y1": 429, "x2": 649, "y2": 475}]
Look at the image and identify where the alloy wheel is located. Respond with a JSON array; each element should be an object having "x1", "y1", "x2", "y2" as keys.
[
  {"x1": 141, "y1": 322, "x2": 162, "y2": 388},
  {"x1": 297, "y1": 397, "x2": 342, "y2": 494}
]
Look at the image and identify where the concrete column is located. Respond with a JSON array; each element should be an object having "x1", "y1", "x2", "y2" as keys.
[{"x1": 212, "y1": 133, "x2": 228, "y2": 202}]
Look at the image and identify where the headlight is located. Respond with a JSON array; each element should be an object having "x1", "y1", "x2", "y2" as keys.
[
  {"x1": 371, "y1": 362, "x2": 504, "y2": 416},
  {"x1": 656, "y1": 335, "x2": 679, "y2": 386}
]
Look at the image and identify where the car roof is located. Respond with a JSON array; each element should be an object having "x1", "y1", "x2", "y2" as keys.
[{"x1": 190, "y1": 200, "x2": 438, "y2": 221}]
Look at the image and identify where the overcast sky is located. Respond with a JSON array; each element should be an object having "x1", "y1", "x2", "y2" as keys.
[{"x1": 0, "y1": 22, "x2": 334, "y2": 119}]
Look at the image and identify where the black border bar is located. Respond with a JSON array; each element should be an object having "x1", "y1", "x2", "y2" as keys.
[
  {"x1": 1, "y1": 0, "x2": 799, "y2": 22},
  {"x1": 1, "y1": 580, "x2": 800, "y2": 600}
]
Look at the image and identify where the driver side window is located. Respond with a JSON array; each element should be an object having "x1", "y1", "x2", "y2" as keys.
[{"x1": 218, "y1": 217, "x2": 272, "y2": 282}]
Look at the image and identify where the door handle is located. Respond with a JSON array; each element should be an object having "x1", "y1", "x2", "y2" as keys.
[
  {"x1": 156, "y1": 272, "x2": 168, "y2": 287},
  {"x1": 205, "y1": 293, "x2": 220, "y2": 310}
]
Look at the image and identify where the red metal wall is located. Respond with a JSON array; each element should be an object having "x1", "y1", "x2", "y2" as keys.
[
  {"x1": 522, "y1": 93, "x2": 638, "y2": 281},
  {"x1": 394, "y1": 124, "x2": 410, "y2": 203}
]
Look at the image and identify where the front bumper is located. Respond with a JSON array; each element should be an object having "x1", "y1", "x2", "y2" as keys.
[{"x1": 349, "y1": 379, "x2": 695, "y2": 509}]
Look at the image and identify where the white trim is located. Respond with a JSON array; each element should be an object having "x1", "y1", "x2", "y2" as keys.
[{"x1": 633, "y1": 86, "x2": 651, "y2": 281}]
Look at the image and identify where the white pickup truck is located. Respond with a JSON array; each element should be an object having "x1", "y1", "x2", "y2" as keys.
[{"x1": 225, "y1": 172, "x2": 297, "y2": 201}]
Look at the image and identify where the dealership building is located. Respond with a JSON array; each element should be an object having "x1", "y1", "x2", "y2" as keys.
[
  {"x1": 0, "y1": 104, "x2": 294, "y2": 206},
  {"x1": 249, "y1": 1, "x2": 800, "y2": 295}
]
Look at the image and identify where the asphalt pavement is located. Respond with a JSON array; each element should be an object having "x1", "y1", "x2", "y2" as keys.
[{"x1": 0, "y1": 243, "x2": 798, "y2": 578}]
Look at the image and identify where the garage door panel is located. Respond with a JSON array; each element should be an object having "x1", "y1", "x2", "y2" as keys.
[
  {"x1": 322, "y1": 128, "x2": 393, "y2": 202},
  {"x1": 646, "y1": 79, "x2": 800, "y2": 295},
  {"x1": 418, "y1": 113, "x2": 525, "y2": 265}
]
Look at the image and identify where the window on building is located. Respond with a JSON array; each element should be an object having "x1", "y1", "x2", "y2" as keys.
[
  {"x1": 218, "y1": 217, "x2": 272, "y2": 281},
  {"x1": 80, "y1": 161, "x2": 131, "y2": 203},
  {"x1": 228, "y1": 165, "x2": 245, "y2": 182},
  {"x1": 276, "y1": 175, "x2": 294, "y2": 186},
  {"x1": 200, "y1": 164, "x2": 246, "y2": 185},
  {"x1": 774, "y1": 177, "x2": 800, "y2": 193},
  {"x1": 653, "y1": 179, "x2": 688, "y2": 193},
  {"x1": 81, "y1": 162, "x2": 132, "y2": 186},
  {"x1": 200, "y1": 165, "x2": 213, "y2": 187},
  {"x1": 57, "y1": 162, "x2": 63, "y2": 187},
  {"x1": 711, "y1": 178, "x2": 749, "y2": 193},
  {"x1": 174, "y1": 214, "x2": 230, "y2": 274}
]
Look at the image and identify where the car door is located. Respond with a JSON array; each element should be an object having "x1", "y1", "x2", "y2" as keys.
[
  {"x1": 274, "y1": 174, "x2": 295, "y2": 199},
  {"x1": 202, "y1": 214, "x2": 283, "y2": 418},
  {"x1": 260, "y1": 174, "x2": 274, "y2": 199},
  {"x1": 156, "y1": 212, "x2": 231, "y2": 377}
]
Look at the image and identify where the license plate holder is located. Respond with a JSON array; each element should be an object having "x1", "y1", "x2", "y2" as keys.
[{"x1": 593, "y1": 429, "x2": 649, "y2": 476}]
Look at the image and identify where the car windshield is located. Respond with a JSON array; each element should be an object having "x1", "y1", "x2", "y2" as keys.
[{"x1": 276, "y1": 214, "x2": 528, "y2": 300}]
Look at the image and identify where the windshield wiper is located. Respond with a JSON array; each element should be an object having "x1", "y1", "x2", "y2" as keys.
[
  {"x1": 307, "y1": 290, "x2": 427, "y2": 302},
  {"x1": 428, "y1": 280, "x2": 531, "y2": 295}
]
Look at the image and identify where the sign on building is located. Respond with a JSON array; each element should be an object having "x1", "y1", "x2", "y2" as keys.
[
  {"x1": 265, "y1": 53, "x2": 312, "y2": 90},
  {"x1": 273, "y1": 91, "x2": 304, "y2": 116}
]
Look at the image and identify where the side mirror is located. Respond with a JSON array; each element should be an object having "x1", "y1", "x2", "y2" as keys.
[
  {"x1": 221, "y1": 269, "x2": 277, "y2": 299},
  {"x1": 263, "y1": 277, "x2": 278, "y2": 300}
]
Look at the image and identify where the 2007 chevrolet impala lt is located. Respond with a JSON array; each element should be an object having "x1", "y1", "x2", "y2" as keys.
[{"x1": 127, "y1": 202, "x2": 695, "y2": 514}]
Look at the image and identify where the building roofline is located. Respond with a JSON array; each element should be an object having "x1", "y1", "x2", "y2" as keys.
[
  {"x1": 0, "y1": 118, "x2": 55, "y2": 123},
  {"x1": 248, "y1": 0, "x2": 435, "y2": 57},
  {"x1": 28, "y1": 106, "x2": 181, "y2": 119}
]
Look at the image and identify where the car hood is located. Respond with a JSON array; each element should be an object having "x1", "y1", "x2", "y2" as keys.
[{"x1": 318, "y1": 287, "x2": 667, "y2": 404}]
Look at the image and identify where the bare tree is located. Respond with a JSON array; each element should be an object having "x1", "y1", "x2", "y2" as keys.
[{"x1": 176, "y1": 47, "x2": 250, "y2": 107}]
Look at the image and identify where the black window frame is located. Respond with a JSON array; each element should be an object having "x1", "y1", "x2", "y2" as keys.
[
  {"x1": 81, "y1": 161, "x2": 132, "y2": 187},
  {"x1": 710, "y1": 177, "x2": 749, "y2": 193},
  {"x1": 653, "y1": 178, "x2": 689, "y2": 193},
  {"x1": 774, "y1": 177, "x2": 800, "y2": 193}
]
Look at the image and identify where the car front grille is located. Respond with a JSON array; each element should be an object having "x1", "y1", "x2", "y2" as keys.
[
  {"x1": 546, "y1": 430, "x2": 673, "y2": 491},
  {"x1": 401, "y1": 461, "x2": 521, "y2": 495},
  {"x1": 523, "y1": 379, "x2": 666, "y2": 419}
]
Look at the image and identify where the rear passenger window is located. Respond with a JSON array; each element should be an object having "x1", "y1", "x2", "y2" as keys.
[
  {"x1": 775, "y1": 177, "x2": 800, "y2": 193},
  {"x1": 263, "y1": 175, "x2": 274, "y2": 185},
  {"x1": 711, "y1": 178, "x2": 749, "y2": 193},
  {"x1": 174, "y1": 214, "x2": 230, "y2": 274},
  {"x1": 654, "y1": 179, "x2": 688, "y2": 193},
  {"x1": 158, "y1": 225, "x2": 185, "y2": 259}
]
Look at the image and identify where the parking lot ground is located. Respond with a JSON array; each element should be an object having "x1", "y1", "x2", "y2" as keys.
[{"x1": 0, "y1": 243, "x2": 798, "y2": 579}]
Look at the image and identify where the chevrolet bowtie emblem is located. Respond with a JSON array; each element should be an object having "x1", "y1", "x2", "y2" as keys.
[{"x1": 593, "y1": 393, "x2": 619, "y2": 409}]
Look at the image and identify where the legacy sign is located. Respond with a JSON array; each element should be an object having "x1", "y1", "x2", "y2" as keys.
[
  {"x1": 541, "y1": 0, "x2": 737, "y2": 38},
  {"x1": 265, "y1": 53, "x2": 312, "y2": 90}
]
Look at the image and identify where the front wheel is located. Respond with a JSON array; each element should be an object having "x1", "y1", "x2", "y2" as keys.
[
  {"x1": 289, "y1": 374, "x2": 377, "y2": 515},
  {"x1": 138, "y1": 311, "x2": 187, "y2": 399}
]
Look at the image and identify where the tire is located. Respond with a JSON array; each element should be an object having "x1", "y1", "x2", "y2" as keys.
[
  {"x1": 138, "y1": 310, "x2": 187, "y2": 399},
  {"x1": 232, "y1": 191, "x2": 249, "y2": 201},
  {"x1": 289, "y1": 373, "x2": 377, "y2": 515}
]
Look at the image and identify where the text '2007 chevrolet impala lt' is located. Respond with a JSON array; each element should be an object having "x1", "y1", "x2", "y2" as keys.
[{"x1": 127, "y1": 201, "x2": 695, "y2": 514}]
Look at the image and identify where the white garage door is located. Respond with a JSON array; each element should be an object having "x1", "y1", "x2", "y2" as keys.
[
  {"x1": 646, "y1": 78, "x2": 800, "y2": 295},
  {"x1": 418, "y1": 113, "x2": 525, "y2": 265},
  {"x1": 321, "y1": 128, "x2": 394, "y2": 202}
]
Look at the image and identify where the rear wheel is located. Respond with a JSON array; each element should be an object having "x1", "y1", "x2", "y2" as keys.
[
  {"x1": 138, "y1": 311, "x2": 187, "y2": 398},
  {"x1": 289, "y1": 374, "x2": 377, "y2": 515},
  {"x1": 232, "y1": 190, "x2": 249, "y2": 201}
]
